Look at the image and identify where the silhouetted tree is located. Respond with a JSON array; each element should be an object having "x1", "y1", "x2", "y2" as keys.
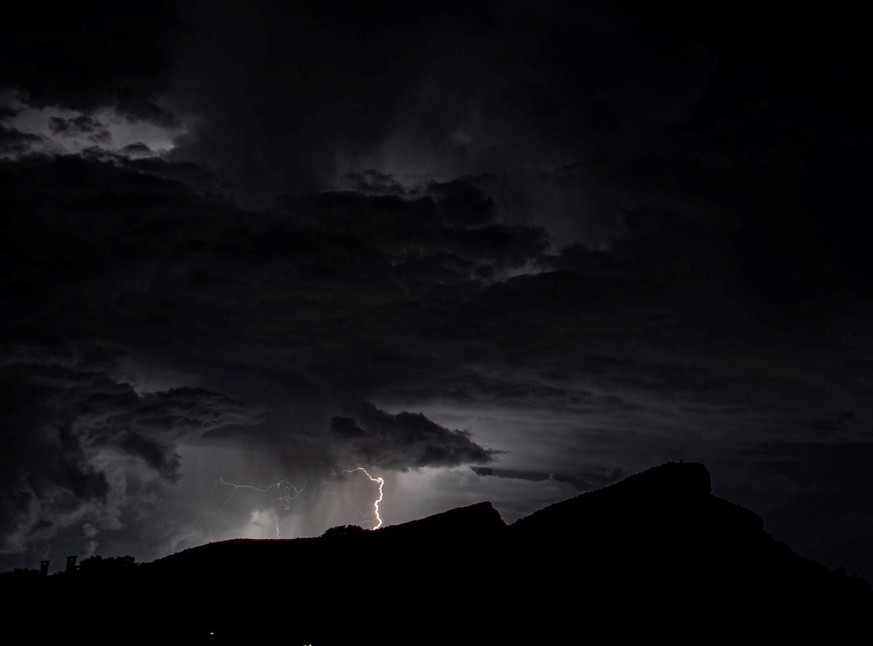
[{"x1": 321, "y1": 524, "x2": 368, "y2": 538}]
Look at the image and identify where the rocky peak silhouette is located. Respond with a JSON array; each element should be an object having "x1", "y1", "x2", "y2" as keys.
[{"x1": 2, "y1": 462, "x2": 869, "y2": 644}]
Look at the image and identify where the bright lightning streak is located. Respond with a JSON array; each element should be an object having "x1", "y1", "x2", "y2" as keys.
[
  {"x1": 206, "y1": 469, "x2": 384, "y2": 535},
  {"x1": 343, "y1": 467, "x2": 384, "y2": 529}
]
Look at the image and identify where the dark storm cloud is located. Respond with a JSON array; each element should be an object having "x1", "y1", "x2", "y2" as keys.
[
  {"x1": 329, "y1": 402, "x2": 493, "y2": 470},
  {"x1": 166, "y1": 0, "x2": 442, "y2": 195},
  {"x1": 161, "y1": 1, "x2": 871, "y2": 266},
  {"x1": 1, "y1": 148, "x2": 864, "y2": 426},
  {"x1": 0, "y1": 334, "x2": 261, "y2": 554},
  {"x1": 48, "y1": 115, "x2": 111, "y2": 143},
  {"x1": 162, "y1": 0, "x2": 716, "y2": 212},
  {"x1": 0, "y1": 3, "x2": 183, "y2": 124},
  {"x1": 280, "y1": 181, "x2": 544, "y2": 275},
  {"x1": 0, "y1": 153, "x2": 525, "y2": 465},
  {"x1": 119, "y1": 142, "x2": 156, "y2": 158},
  {"x1": 2, "y1": 136, "x2": 869, "y2": 418},
  {"x1": 471, "y1": 466, "x2": 624, "y2": 491},
  {"x1": 0, "y1": 126, "x2": 45, "y2": 156},
  {"x1": 809, "y1": 412, "x2": 855, "y2": 435},
  {"x1": 345, "y1": 170, "x2": 410, "y2": 196},
  {"x1": 1, "y1": 0, "x2": 871, "y2": 581},
  {"x1": 385, "y1": 370, "x2": 595, "y2": 409}
]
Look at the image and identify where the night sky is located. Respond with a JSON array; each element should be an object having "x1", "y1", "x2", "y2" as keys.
[{"x1": 2, "y1": 2, "x2": 872, "y2": 580}]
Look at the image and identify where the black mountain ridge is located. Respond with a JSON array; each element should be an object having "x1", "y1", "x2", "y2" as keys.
[{"x1": 3, "y1": 462, "x2": 870, "y2": 644}]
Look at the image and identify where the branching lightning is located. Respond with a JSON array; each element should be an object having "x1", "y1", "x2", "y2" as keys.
[
  {"x1": 216, "y1": 477, "x2": 306, "y2": 511},
  {"x1": 209, "y1": 478, "x2": 306, "y2": 537},
  {"x1": 205, "y1": 467, "x2": 385, "y2": 536},
  {"x1": 343, "y1": 467, "x2": 384, "y2": 529}
]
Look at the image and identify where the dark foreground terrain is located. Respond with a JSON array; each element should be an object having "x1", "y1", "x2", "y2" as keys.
[{"x1": 3, "y1": 462, "x2": 870, "y2": 644}]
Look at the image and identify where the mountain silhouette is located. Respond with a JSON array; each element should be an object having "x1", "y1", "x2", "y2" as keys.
[{"x1": 2, "y1": 462, "x2": 870, "y2": 644}]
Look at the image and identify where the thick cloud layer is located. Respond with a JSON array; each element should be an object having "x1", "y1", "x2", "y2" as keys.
[
  {"x1": 2, "y1": 145, "x2": 870, "y2": 571},
  {"x1": 0, "y1": 335, "x2": 260, "y2": 556},
  {"x1": 48, "y1": 115, "x2": 112, "y2": 143},
  {"x1": 330, "y1": 402, "x2": 493, "y2": 470},
  {"x1": 1, "y1": 0, "x2": 871, "y2": 582},
  {"x1": 0, "y1": 126, "x2": 45, "y2": 157}
]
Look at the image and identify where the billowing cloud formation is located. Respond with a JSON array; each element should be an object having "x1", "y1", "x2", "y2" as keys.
[
  {"x1": 330, "y1": 402, "x2": 493, "y2": 470},
  {"x1": 0, "y1": 154, "x2": 523, "y2": 561},
  {"x1": 3, "y1": 132, "x2": 873, "y2": 577},
  {"x1": 1, "y1": 0, "x2": 872, "y2": 583},
  {"x1": 0, "y1": 334, "x2": 261, "y2": 555},
  {"x1": 48, "y1": 115, "x2": 111, "y2": 143},
  {"x1": 0, "y1": 154, "x2": 548, "y2": 396},
  {"x1": 120, "y1": 142, "x2": 156, "y2": 159},
  {"x1": 0, "y1": 126, "x2": 45, "y2": 157}
]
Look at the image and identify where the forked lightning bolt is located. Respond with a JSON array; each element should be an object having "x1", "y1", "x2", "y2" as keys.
[
  {"x1": 209, "y1": 478, "x2": 306, "y2": 537},
  {"x1": 216, "y1": 477, "x2": 306, "y2": 510},
  {"x1": 209, "y1": 468, "x2": 384, "y2": 533},
  {"x1": 343, "y1": 467, "x2": 384, "y2": 529}
]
